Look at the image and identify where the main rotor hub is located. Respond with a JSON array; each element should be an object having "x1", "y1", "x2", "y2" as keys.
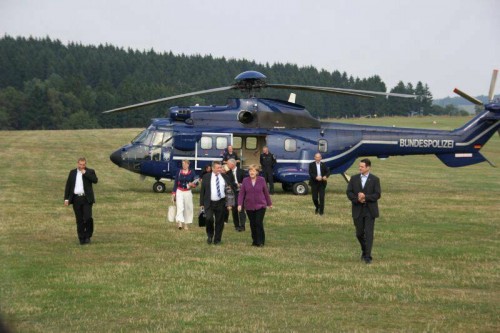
[{"x1": 234, "y1": 71, "x2": 268, "y2": 92}]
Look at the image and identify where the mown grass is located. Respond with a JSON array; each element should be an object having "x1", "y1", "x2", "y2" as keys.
[{"x1": 0, "y1": 116, "x2": 498, "y2": 332}]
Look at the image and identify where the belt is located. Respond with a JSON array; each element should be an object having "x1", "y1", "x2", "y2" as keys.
[{"x1": 75, "y1": 193, "x2": 86, "y2": 197}]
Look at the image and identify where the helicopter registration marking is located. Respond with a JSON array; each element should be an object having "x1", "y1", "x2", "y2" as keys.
[{"x1": 399, "y1": 139, "x2": 454, "y2": 148}]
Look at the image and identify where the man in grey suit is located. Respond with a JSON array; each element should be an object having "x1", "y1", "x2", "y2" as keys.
[{"x1": 346, "y1": 158, "x2": 381, "y2": 264}]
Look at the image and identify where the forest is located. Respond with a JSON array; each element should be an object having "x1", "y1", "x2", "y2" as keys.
[{"x1": 0, "y1": 35, "x2": 440, "y2": 130}]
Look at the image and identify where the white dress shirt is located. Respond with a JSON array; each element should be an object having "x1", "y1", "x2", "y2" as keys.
[
  {"x1": 210, "y1": 173, "x2": 226, "y2": 201},
  {"x1": 74, "y1": 169, "x2": 85, "y2": 195},
  {"x1": 316, "y1": 162, "x2": 322, "y2": 178},
  {"x1": 361, "y1": 173, "x2": 369, "y2": 189}
]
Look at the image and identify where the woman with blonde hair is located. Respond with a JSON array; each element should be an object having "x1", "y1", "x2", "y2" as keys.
[
  {"x1": 172, "y1": 160, "x2": 198, "y2": 230},
  {"x1": 237, "y1": 164, "x2": 272, "y2": 246}
]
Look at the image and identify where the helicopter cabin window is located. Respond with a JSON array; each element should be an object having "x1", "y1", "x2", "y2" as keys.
[
  {"x1": 200, "y1": 136, "x2": 212, "y2": 150},
  {"x1": 232, "y1": 136, "x2": 242, "y2": 150},
  {"x1": 285, "y1": 139, "x2": 297, "y2": 152},
  {"x1": 318, "y1": 139, "x2": 328, "y2": 153},
  {"x1": 245, "y1": 137, "x2": 257, "y2": 150},
  {"x1": 216, "y1": 137, "x2": 228, "y2": 150}
]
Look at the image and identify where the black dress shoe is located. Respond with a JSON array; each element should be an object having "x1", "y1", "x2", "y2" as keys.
[
  {"x1": 207, "y1": 237, "x2": 213, "y2": 244},
  {"x1": 319, "y1": 211, "x2": 324, "y2": 216},
  {"x1": 315, "y1": 208, "x2": 319, "y2": 215},
  {"x1": 213, "y1": 241, "x2": 221, "y2": 245},
  {"x1": 79, "y1": 239, "x2": 86, "y2": 245},
  {"x1": 85, "y1": 238, "x2": 91, "y2": 244},
  {"x1": 363, "y1": 257, "x2": 372, "y2": 264}
]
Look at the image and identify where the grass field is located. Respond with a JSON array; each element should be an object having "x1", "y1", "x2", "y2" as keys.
[{"x1": 1, "y1": 116, "x2": 499, "y2": 332}]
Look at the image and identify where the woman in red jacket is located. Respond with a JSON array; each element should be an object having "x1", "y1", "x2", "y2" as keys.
[{"x1": 238, "y1": 164, "x2": 272, "y2": 247}]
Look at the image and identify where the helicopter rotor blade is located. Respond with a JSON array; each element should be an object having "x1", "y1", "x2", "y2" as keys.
[
  {"x1": 267, "y1": 84, "x2": 416, "y2": 99},
  {"x1": 103, "y1": 86, "x2": 235, "y2": 114},
  {"x1": 320, "y1": 87, "x2": 417, "y2": 99},
  {"x1": 267, "y1": 84, "x2": 374, "y2": 98},
  {"x1": 453, "y1": 87, "x2": 483, "y2": 106},
  {"x1": 488, "y1": 69, "x2": 498, "y2": 101}
]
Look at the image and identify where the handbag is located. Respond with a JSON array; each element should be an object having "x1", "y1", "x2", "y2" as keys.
[
  {"x1": 167, "y1": 197, "x2": 176, "y2": 223},
  {"x1": 225, "y1": 185, "x2": 235, "y2": 207}
]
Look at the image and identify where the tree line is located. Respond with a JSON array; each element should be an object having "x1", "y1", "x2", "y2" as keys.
[{"x1": 0, "y1": 35, "x2": 443, "y2": 130}]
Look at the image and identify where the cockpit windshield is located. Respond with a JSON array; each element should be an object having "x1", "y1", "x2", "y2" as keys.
[
  {"x1": 131, "y1": 129, "x2": 173, "y2": 147},
  {"x1": 132, "y1": 129, "x2": 150, "y2": 144},
  {"x1": 127, "y1": 128, "x2": 173, "y2": 162}
]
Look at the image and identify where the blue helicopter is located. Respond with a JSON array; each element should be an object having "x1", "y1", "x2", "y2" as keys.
[{"x1": 104, "y1": 70, "x2": 499, "y2": 194}]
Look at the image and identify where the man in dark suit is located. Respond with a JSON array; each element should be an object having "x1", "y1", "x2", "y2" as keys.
[
  {"x1": 226, "y1": 158, "x2": 247, "y2": 231},
  {"x1": 346, "y1": 158, "x2": 381, "y2": 264},
  {"x1": 308, "y1": 153, "x2": 330, "y2": 215},
  {"x1": 200, "y1": 161, "x2": 234, "y2": 245},
  {"x1": 64, "y1": 157, "x2": 98, "y2": 245},
  {"x1": 260, "y1": 146, "x2": 276, "y2": 194}
]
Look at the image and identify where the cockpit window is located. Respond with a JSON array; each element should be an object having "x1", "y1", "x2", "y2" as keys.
[
  {"x1": 132, "y1": 130, "x2": 149, "y2": 144},
  {"x1": 151, "y1": 132, "x2": 164, "y2": 146}
]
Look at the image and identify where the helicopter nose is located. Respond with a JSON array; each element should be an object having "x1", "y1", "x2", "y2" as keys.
[{"x1": 110, "y1": 150, "x2": 122, "y2": 167}]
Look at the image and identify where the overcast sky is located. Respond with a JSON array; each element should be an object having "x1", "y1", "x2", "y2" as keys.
[{"x1": 1, "y1": 0, "x2": 498, "y2": 99}]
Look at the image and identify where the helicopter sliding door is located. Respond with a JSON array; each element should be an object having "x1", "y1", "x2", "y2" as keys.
[{"x1": 233, "y1": 135, "x2": 266, "y2": 169}]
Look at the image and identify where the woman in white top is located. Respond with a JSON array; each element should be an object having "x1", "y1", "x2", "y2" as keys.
[{"x1": 172, "y1": 160, "x2": 198, "y2": 230}]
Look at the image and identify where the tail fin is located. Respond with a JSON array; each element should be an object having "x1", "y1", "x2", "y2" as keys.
[{"x1": 437, "y1": 104, "x2": 500, "y2": 167}]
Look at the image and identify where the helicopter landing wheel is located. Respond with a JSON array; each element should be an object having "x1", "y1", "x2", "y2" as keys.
[
  {"x1": 153, "y1": 181, "x2": 166, "y2": 193},
  {"x1": 292, "y1": 182, "x2": 308, "y2": 195}
]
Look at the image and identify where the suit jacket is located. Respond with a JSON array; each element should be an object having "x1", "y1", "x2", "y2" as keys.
[
  {"x1": 308, "y1": 161, "x2": 330, "y2": 185},
  {"x1": 227, "y1": 167, "x2": 246, "y2": 188},
  {"x1": 199, "y1": 172, "x2": 233, "y2": 208},
  {"x1": 64, "y1": 168, "x2": 98, "y2": 204},
  {"x1": 346, "y1": 173, "x2": 381, "y2": 218}
]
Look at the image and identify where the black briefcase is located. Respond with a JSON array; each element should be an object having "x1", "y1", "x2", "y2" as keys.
[{"x1": 198, "y1": 210, "x2": 206, "y2": 227}]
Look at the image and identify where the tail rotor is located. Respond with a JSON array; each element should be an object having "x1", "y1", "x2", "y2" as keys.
[
  {"x1": 488, "y1": 69, "x2": 498, "y2": 102},
  {"x1": 453, "y1": 69, "x2": 499, "y2": 106}
]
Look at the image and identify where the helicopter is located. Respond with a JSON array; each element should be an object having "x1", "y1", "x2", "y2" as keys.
[{"x1": 104, "y1": 70, "x2": 499, "y2": 195}]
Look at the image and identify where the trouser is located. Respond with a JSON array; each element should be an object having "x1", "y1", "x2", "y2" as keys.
[
  {"x1": 232, "y1": 191, "x2": 247, "y2": 229},
  {"x1": 262, "y1": 169, "x2": 274, "y2": 194},
  {"x1": 72, "y1": 196, "x2": 93, "y2": 241},
  {"x1": 311, "y1": 182, "x2": 326, "y2": 213},
  {"x1": 246, "y1": 208, "x2": 266, "y2": 245},
  {"x1": 175, "y1": 190, "x2": 193, "y2": 224},
  {"x1": 353, "y1": 208, "x2": 375, "y2": 259},
  {"x1": 205, "y1": 199, "x2": 226, "y2": 243}
]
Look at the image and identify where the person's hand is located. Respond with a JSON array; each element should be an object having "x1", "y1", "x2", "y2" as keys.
[
  {"x1": 358, "y1": 192, "x2": 366, "y2": 203},
  {"x1": 81, "y1": 169, "x2": 86, "y2": 175},
  {"x1": 316, "y1": 176, "x2": 322, "y2": 181},
  {"x1": 64, "y1": 200, "x2": 69, "y2": 206},
  {"x1": 227, "y1": 206, "x2": 232, "y2": 210},
  {"x1": 268, "y1": 205, "x2": 273, "y2": 209},
  {"x1": 237, "y1": 205, "x2": 242, "y2": 212},
  {"x1": 322, "y1": 176, "x2": 327, "y2": 181}
]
